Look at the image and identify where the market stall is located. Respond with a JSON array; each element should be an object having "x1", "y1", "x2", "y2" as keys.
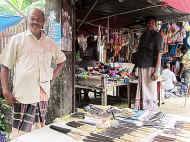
[
  {"x1": 75, "y1": 63, "x2": 136, "y2": 106},
  {"x1": 10, "y1": 0, "x2": 190, "y2": 142},
  {"x1": 74, "y1": 0, "x2": 190, "y2": 108}
]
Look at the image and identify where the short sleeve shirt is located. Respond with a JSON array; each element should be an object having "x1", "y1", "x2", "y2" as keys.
[
  {"x1": 182, "y1": 49, "x2": 190, "y2": 70},
  {"x1": 0, "y1": 31, "x2": 66, "y2": 104},
  {"x1": 161, "y1": 69, "x2": 176, "y2": 90},
  {"x1": 136, "y1": 30, "x2": 163, "y2": 68}
]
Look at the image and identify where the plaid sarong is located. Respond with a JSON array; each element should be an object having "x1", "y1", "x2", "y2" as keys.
[{"x1": 12, "y1": 101, "x2": 48, "y2": 132}]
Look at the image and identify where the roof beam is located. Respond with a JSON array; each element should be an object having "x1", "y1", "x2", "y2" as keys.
[
  {"x1": 77, "y1": 0, "x2": 98, "y2": 29},
  {"x1": 89, "y1": 4, "x2": 162, "y2": 23},
  {"x1": 146, "y1": 0, "x2": 161, "y2": 5}
]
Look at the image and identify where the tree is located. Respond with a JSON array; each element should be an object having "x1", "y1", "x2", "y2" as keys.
[{"x1": 0, "y1": 0, "x2": 45, "y2": 16}]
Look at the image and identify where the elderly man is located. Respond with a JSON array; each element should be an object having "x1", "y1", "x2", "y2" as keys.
[{"x1": 0, "y1": 8, "x2": 66, "y2": 136}]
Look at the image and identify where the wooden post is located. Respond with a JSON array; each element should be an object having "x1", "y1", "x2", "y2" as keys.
[
  {"x1": 101, "y1": 75, "x2": 107, "y2": 106},
  {"x1": 45, "y1": 0, "x2": 74, "y2": 123}
]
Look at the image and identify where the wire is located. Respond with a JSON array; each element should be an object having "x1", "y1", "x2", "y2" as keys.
[{"x1": 89, "y1": 5, "x2": 163, "y2": 23}]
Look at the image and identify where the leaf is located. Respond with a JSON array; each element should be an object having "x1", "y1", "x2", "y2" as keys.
[
  {"x1": 0, "y1": 0, "x2": 18, "y2": 15},
  {"x1": 0, "y1": 0, "x2": 45, "y2": 16},
  {"x1": 24, "y1": 0, "x2": 45, "y2": 14},
  {"x1": 21, "y1": 0, "x2": 32, "y2": 10},
  {"x1": 9, "y1": 0, "x2": 19, "y2": 9}
]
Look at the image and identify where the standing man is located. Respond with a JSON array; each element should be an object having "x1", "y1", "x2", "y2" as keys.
[
  {"x1": 0, "y1": 8, "x2": 66, "y2": 136},
  {"x1": 135, "y1": 16, "x2": 163, "y2": 111},
  {"x1": 180, "y1": 47, "x2": 190, "y2": 95}
]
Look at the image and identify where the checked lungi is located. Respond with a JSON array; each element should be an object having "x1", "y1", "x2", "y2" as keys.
[
  {"x1": 12, "y1": 89, "x2": 48, "y2": 132},
  {"x1": 12, "y1": 101, "x2": 48, "y2": 132}
]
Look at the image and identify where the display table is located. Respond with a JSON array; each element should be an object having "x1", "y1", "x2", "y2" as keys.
[
  {"x1": 75, "y1": 74, "x2": 162, "y2": 107},
  {"x1": 75, "y1": 74, "x2": 137, "y2": 106},
  {"x1": 12, "y1": 107, "x2": 190, "y2": 142},
  {"x1": 11, "y1": 125, "x2": 76, "y2": 142}
]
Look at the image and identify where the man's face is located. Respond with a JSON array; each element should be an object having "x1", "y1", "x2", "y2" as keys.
[
  {"x1": 147, "y1": 19, "x2": 156, "y2": 30},
  {"x1": 28, "y1": 9, "x2": 44, "y2": 36}
]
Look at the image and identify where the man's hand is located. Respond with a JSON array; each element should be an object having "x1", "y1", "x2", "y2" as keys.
[
  {"x1": 52, "y1": 62, "x2": 64, "y2": 80},
  {"x1": 151, "y1": 68, "x2": 159, "y2": 81},
  {"x1": 1, "y1": 65, "x2": 16, "y2": 105},
  {"x1": 151, "y1": 72, "x2": 158, "y2": 81},
  {"x1": 3, "y1": 91, "x2": 17, "y2": 105}
]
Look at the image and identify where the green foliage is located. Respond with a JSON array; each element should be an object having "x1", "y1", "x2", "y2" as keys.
[
  {"x1": 9, "y1": 0, "x2": 33, "y2": 11},
  {"x1": 23, "y1": 0, "x2": 45, "y2": 14},
  {"x1": 21, "y1": 0, "x2": 33, "y2": 11},
  {"x1": 0, "y1": 97, "x2": 11, "y2": 133},
  {"x1": 0, "y1": 1, "x2": 15, "y2": 15},
  {"x1": 0, "y1": 0, "x2": 45, "y2": 15}
]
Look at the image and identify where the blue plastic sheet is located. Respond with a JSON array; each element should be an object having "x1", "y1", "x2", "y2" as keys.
[{"x1": 0, "y1": 15, "x2": 22, "y2": 32}]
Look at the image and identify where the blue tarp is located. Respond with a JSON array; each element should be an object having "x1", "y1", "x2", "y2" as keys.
[{"x1": 0, "y1": 15, "x2": 23, "y2": 32}]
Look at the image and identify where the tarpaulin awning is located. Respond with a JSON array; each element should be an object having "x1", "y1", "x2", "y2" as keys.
[
  {"x1": 163, "y1": 0, "x2": 190, "y2": 14},
  {"x1": 76, "y1": 0, "x2": 188, "y2": 30},
  {"x1": 0, "y1": 15, "x2": 23, "y2": 32}
]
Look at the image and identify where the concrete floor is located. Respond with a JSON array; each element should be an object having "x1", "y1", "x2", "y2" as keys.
[
  {"x1": 83, "y1": 88, "x2": 190, "y2": 117},
  {"x1": 159, "y1": 96, "x2": 190, "y2": 117}
]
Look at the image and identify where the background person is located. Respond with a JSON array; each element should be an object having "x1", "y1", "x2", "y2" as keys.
[{"x1": 135, "y1": 16, "x2": 163, "y2": 111}]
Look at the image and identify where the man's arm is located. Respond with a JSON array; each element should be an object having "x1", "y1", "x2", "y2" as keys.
[
  {"x1": 52, "y1": 62, "x2": 64, "y2": 80},
  {"x1": 152, "y1": 33, "x2": 163, "y2": 79},
  {"x1": 0, "y1": 35, "x2": 18, "y2": 104},
  {"x1": 179, "y1": 63, "x2": 184, "y2": 77},
  {"x1": 51, "y1": 39, "x2": 66, "y2": 80},
  {"x1": 0, "y1": 65, "x2": 17, "y2": 104},
  {"x1": 155, "y1": 52, "x2": 162, "y2": 73}
]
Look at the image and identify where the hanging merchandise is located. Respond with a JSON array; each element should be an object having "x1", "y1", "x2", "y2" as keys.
[
  {"x1": 119, "y1": 32, "x2": 131, "y2": 62},
  {"x1": 167, "y1": 23, "x2": 179, "y2": 44},
  {"x1": 78, "y1": 34, "x2": 87, "y2": 52},
  {"x1": 97, "y1": 26, "x2": 106, "y2": 63},
  {"x1": 160, "y1": 23, "x2": 169, "y2": 53},
  {"x1": 104, "y1": 29, "x2": 132, "y2": 62},
  {"x1": 61, "y1": 9, "x2": 72, "y2": 51},
  {"x1": 106, "y1": 42, "x2": 115, "y2": 62},
  {"x1": 169, "y1": 44, "x2": 179, "y2": 57},
  {"x1": 167, "y1": 23, "x2": 186, "y2": 44},
  {"x1": 184, "y1": 22, "x2": 190, "y2": 31},
  {"x1": 183, "y1": 23, "x2": 190, "y2": 47},
  {"x1": 176, "y1": 22, "x2": 186, "y2": 43}
]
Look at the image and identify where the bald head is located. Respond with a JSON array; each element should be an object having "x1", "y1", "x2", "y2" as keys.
[
  {"x1": 28, "y1": 8, "x2": 45, "y2": 22},
  {"x1": 27, "y1": 8, "x2": 45, "y2": 39}
]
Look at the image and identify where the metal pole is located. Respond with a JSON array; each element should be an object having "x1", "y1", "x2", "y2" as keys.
[
  {"x1": 78, "y1": 0, "x2": 98, "y2": 29},
  {"x1": 71, "y1": 0, "x2": 76, "y2": 112},
  {"x1": 107, "y1": 16, "x2": 110, "y2": 43},
  {"x1": 89, "y1": 4, "x2": 162, "y2": 23},
  {"x1": 77, "y1": 19, "x2": 99, "y2": 28},
  {"x1": 77, "y1": 19, "x2": 114, "y2": 30}
]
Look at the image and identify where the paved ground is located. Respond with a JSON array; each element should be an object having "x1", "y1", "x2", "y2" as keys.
[
  {"x1": 159, "y1": 96, "x2": 190, "y2": 117},
  {"x1": 84, "y1": 90, "x2": 190, "y2": 117}
]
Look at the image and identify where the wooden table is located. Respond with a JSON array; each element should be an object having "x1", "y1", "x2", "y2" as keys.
[
  {"x1": 75, "y1": 75, "x2": 161, "y2": 108},
  {"x1": 75, "y1": 74, "x2": 136, "y2": 106}
]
